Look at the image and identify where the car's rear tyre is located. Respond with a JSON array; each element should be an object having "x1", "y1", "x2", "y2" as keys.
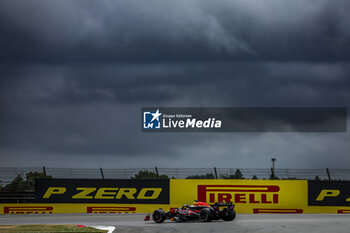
[
  {"x1": 200, "y1": 208, "x2": 213, "y2": 222},
  {"x1": 152, "y1": 209, "x2": 166, "y2": 223},
  {"x1": 221, "y1": 209, "x2": 236, "y2": 221}
]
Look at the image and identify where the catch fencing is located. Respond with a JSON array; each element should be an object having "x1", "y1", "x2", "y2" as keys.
[{"x1": 1, "y1": 167, "x2": 350, "y2": 185}]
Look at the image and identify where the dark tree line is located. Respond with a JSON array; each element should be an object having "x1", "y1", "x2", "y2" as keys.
[
  {"x1": 0, "y1": 172, "x2": 52, "y2": 191},
  {"x1": 186, "y1": 169, "x2": 250, "y2": 179},
  {"x1": 131, "y1": 170, "x2": 169, "y2": 179}
]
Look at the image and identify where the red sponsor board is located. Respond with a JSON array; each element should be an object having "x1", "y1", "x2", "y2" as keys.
[
  {"x1": 253, "y1": 208, "x2": 303, "y2": 214},
  {"x1": 197, "y1": 185, "x2": 280, "y2": 204},
  {"x1": 337, "y1": 209, "x2": 350, "y2": 214},
  {"x1": 87, "y1": 206, "x2": 136, "y2": 213},
  {"x1": 4, "y1": 206, "x2": 53, "y2": 214}
]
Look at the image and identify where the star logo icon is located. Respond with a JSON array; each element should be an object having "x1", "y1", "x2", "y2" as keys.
[
  {"x1": 150, "y1": 109, "x2": 162, "y2": 122},
  {"x1": 142, "y1": 109, "x2": 162, "y2": 129}
]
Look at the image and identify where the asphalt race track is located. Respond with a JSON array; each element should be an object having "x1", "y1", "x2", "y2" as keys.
[{"x1": 0, "y1": 214, "x2": 350, "y2": 233}]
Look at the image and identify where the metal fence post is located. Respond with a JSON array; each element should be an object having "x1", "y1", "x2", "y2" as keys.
[
  {"x1": 214, "y1": 167, "x2": 218, "y2": 179},
  {"x1": 326, "y1": 168, "x2": 331, "y2": 181},
  {"x1": 100, "y1": 167, "x2": 105, "y2": 180},
  {"x1": 270, "y1": 168, "x2": 275, "y2": 180},
  {"x1": 42, "y1": 166, "x2": 47, "y2": 176},
  {"x1": 155, "y1": 167, "x2": 159, "y2": 176}
]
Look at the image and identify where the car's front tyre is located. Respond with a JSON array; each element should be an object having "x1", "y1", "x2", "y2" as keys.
[{"x1": 152, "y1": 209, "x2": 166, "y2": 223}]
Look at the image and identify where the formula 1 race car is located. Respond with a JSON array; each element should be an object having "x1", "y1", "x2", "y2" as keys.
[{"x1": 145, "y1": 200, "x2": 236, "y2": 223}]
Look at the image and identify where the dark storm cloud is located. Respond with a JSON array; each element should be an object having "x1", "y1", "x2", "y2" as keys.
[
  {"x1": 1, "y1": 0, "x2": 350, "y2": 63},
  {"x1": 2, "y1": 62, "x2": 350, "y2": 106},
  {"x1": 0, "y1": 0, "x2": 350, "y2": 169}
]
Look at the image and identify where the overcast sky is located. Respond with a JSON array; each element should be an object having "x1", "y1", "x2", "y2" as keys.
[{"x1": 0, "y1": 0, "x2": 349, "y2": 169}]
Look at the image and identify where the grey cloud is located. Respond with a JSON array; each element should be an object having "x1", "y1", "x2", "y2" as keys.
[
  {"x1": 1, "y1": 61, "x2": 350, "y2": 107},
  {"x1": 1, "y1": 0, "x2": 350, "y2": 63},
  {"x1": 1, "y1": 62, "x2": 349, "y2": 156}
]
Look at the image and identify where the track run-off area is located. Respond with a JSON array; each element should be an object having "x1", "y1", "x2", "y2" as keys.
[{"x1": 0, "y1": 214, "x2": 350, "y2": 233}]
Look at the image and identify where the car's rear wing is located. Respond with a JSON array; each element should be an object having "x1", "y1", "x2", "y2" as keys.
[{"x1": 211, "y1": 202, "x2": 234, "y2": 207}]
